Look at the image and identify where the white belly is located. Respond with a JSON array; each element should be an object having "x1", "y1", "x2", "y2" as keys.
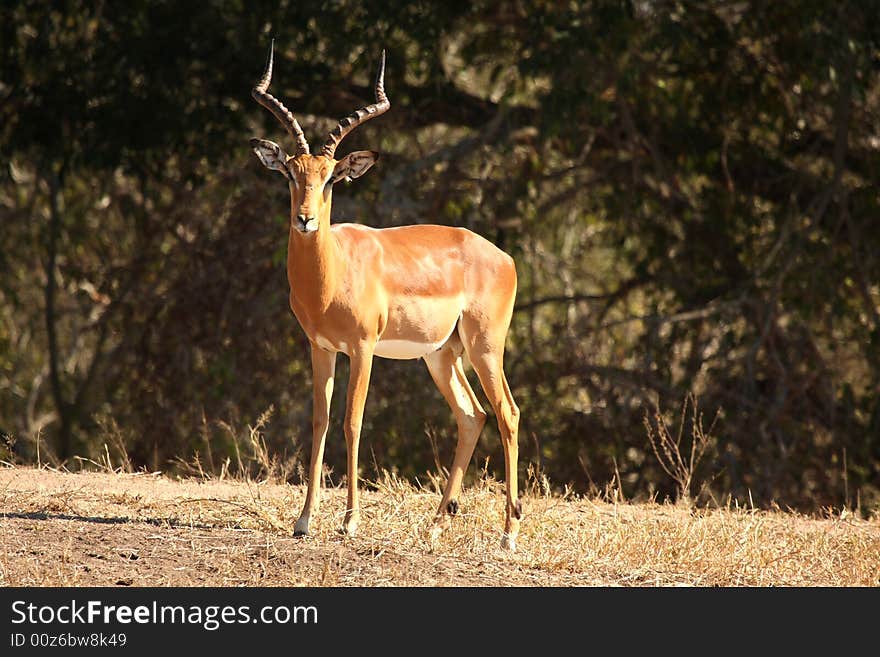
[
  {"x1": 314, "y1": 334, "x2": 442, "y2": 359},
  {"x1": 314, "y1": 316, "x2": 458, "y2": 360},
  {"x1": 374, "y1": 338, "x2": 445, "y2": 360},
  {"x1": 375, "y1": 316, "x2": 459, "y2": 360}
]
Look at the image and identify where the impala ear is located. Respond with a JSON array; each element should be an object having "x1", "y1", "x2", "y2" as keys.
[
  {"x1": 332, "y1": 150, "x2": 379, "y2": 183},
  {"x1": 250, "y1": 138, "x2": 290, "y2": 176}
]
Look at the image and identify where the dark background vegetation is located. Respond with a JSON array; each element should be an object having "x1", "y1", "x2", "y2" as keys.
[{"x1": 2, "y1": 1, "x2": 879, "y2": 512}]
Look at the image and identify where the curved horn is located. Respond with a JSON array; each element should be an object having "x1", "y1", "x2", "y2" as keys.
[
  {"x1": 252, "y1": 39, "x2": 310, "y2": 155},
  {"x1": 321, "y1": 50, "x2": 390, "y2": 158}
]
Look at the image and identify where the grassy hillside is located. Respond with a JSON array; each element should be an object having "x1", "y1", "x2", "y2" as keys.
[{"x1": 0, "y1": 467, "x2": 877, "y2": 586}]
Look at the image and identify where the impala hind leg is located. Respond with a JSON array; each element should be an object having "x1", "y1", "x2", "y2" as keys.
[
  {"x1": 423, "y1": 335, "x2": 487, "y2": 540},
  {"x1": 471, "y1": 351, "x2": 520, "y2": 550},
  {"x1": 459, "y1": 319, "x2": 521, "y2": 550},
  {"x1": 295, "y1": 344, "x2": 337, "y2": 536}
]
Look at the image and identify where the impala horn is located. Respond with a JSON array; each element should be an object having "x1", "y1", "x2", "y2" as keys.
[
  {"x1": 321, "y1": 50, "x2": 390, "y2": 159},
  {"x1": 252, "y1": 39, "x2": 310, "y2": 156}
]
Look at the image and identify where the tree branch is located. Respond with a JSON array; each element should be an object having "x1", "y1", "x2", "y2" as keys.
[{"x1": 515, "y1": 293, "x2": 614, "y2": 313}]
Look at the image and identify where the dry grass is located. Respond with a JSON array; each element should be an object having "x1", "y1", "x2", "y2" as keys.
[{"x1": 0, "y1": 465, "x2": 877, "y2": 586}]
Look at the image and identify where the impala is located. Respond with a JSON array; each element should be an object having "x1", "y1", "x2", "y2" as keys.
[{"x1": 249, "y1": 41, "x2": 522, "y2": 549}]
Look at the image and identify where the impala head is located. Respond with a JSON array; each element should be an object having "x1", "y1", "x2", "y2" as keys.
[{"x1": 250, "y1": 40, "x2": 389, "y2": 234}]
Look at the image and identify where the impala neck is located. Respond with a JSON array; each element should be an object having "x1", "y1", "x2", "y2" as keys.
[{"x1": 287, "y1": 191, "x2": 338, "y2": 312}]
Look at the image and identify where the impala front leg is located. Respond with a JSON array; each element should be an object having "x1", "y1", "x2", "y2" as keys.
[
  {"x1": 295, "y1": 343, "x2": 337, "y2": 536},
  {"x1": 341, "y1": 341, "x2": 375, "y2": 536}
]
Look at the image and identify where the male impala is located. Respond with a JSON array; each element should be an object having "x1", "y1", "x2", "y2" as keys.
[{"x1": 250, "y1": 42, "x2": 522, "y2": 549}]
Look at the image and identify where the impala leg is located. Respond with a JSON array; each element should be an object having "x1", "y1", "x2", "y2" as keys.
[
  {"x1": 461, "y1": 334, "x2": 521, "y2": 551},
  {"x1": 423, "y1": 342, "x2": 486, "y2": 538},
  {"x1": 341, "y1": 343, "x2": 374, "y2": 536},
  {"x1": 295, "y1": 344, "x2": 337, "y2": 536}
]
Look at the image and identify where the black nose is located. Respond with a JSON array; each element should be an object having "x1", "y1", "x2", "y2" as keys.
[{"x1": 295, "y1": 214, "x2": 318, "y2": 232}]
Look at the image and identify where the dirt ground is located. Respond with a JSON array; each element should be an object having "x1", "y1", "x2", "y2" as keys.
[{"x1": 1, "y1": 466, "x2": 878, "y2": 586}]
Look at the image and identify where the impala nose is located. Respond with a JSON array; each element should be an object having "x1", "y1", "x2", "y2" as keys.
[{"x1": 296, "y1": 214, "x2": 319, "y2": 232}]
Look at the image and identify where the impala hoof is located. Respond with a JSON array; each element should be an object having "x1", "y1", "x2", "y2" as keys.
[
  {"x1": 500, "y1": 533, "x2": 517, "y2": 552},
  {"x1": 294, "y1": 517, "x2": 310, "y2": 536},
  {"x1": 338, "y1": 522, "x2": 358, "y2": 537}
]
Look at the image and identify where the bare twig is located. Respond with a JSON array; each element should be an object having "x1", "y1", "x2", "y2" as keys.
[{"x1": 644, "y1": 393, "x2": 720, "y2": 504}]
